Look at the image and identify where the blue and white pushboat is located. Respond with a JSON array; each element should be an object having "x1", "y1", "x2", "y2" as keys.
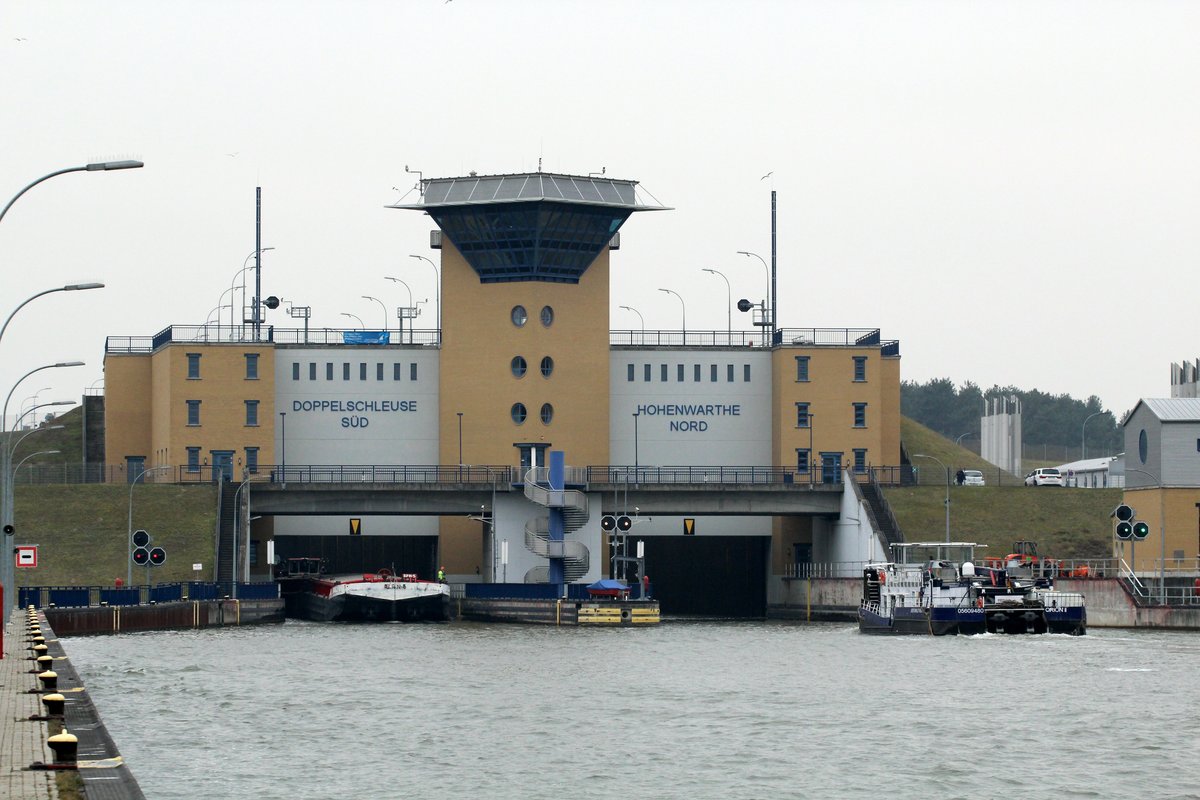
[{"x1": 858, "y1": 542, "x2": 1086, "y2": 636}]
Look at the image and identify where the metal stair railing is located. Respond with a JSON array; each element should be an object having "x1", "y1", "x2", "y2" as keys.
[
  {"x1": 523, "y1": 468, "x2": 589, "y2": 529},
  {"x1": 523, "y1": 517, "x2": 590, "y2": 581}
]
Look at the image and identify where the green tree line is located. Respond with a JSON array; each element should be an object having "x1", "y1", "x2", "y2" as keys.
[{"x1": 900, "y1": 378, "x2": 1122, "y2": 456}]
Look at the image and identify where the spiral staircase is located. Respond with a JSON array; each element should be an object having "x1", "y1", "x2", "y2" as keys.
[{"x1": 522, "y1": 468, "x2": 591, "y2": 582}]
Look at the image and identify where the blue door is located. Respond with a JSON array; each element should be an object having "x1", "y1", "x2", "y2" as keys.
[
  {"x1": 126, "y1": 455, "x2": 146, "y2": 484},
  {"x1": 211, "y1": 450, "x2": 234, "y2": 482},
  {"x1": 821, "y1": 452, "x2": 842, "y2": 485}
]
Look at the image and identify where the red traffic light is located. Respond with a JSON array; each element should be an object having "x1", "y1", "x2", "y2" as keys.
[
  {"x1": 149, "y1": 547, "x2": 167, "y2": 566},
  {"x1": 132, "y1": 547, "x2": 150, "y2": 565}
]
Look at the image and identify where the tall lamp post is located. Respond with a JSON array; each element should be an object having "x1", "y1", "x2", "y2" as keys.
[
  {"x1": 701, "y1": 268, "x2": 731, "y2": 344},
  {"x1": 736, "y1": 250, "x2": 770, "y2": 346},
  {"x1": 410, "y1": 254, "x2": 440, "y2": 342},
  {"x1": 658, "y1": 288, "x2": 686, "y2": 345},
  {"x1": 1081, "y1": 411, "x2": 1104, "y2": 461},
  {"x1": 126, "y1": 465, "x2": 172, "y2": 587},
  {"x1": 619, "y1": 305, "x2": 644, "y2": 339},
  {"x1": 913, "y1": 453, "x2": 951, "y2": 543},
  {"x1": 230, "y1": 247, "x2": 275, "y2": 334},
  {"x1": 361, "y1": 295, "x2": 388, "y2": 333},
  {"x1": 340, "y1": 312, "x2": 365, "y2": 330},
  {"x1": 385, "y1": 277, "x2": 415, "y2": 344},
  {"x1": 1, "y1": 160, "x2": 143, "y2": 228}
]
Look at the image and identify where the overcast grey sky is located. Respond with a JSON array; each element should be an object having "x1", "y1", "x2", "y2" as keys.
[{"x1": 2, "y1": 0, "x2": 1197, "y2": 426}]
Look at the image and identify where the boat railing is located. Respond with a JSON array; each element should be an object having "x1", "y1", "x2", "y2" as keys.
[{"x1": 785, "y1": 561, "x2": 868, "y2": 579}]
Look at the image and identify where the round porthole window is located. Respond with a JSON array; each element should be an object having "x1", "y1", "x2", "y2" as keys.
[
  {"x1": 540, "y1": 306, "x2": 554, "y2": 327},
  {"x1": 511, "y1": 305, "x2": 528, "y2": 327},
  {"x1": 511, "y1": 356, "x2": 527, "y2": 378},
  {"x1": 540, "y1": 403, "x2": 554, "y2": 424},
  {"x1": 511, "y1": 403, "x2": 527, "y2": 425},
  {"x1": 540, "y1": 356, "x2": 554, "y2": 378},
  {"x1": 1139, "y1": 429, "x2": 1148, "y2": 464}
]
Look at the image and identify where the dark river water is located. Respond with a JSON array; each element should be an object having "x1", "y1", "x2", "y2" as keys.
[{"x1": 63, "y1": 620, "x2": 1200, "y2": 800}]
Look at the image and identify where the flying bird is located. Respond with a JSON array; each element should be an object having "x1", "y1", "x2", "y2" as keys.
[
  {"x1": 14, "y1": 37, "x2": 28, "y2": 42},
  {"x1": 760, "y1": 171, "x2": 773, "y2": 180}
]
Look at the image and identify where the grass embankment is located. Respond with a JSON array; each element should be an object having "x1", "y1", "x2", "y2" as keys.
[
  {"x1": 12, "y1": 484, "x2": 217, "y2": 588},
  {"x1": 894, "y1": 418, "x2": 1118, "y2": 558}
]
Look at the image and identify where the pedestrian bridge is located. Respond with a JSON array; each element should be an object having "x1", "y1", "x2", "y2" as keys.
[{"x1": 232, "y1": 464, "x2": 848, "y2": 517}]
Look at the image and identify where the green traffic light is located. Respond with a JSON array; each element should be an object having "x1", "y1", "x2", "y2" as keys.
[
  {"x1": 1115, "y1": 521, "x2": 1133, "y2": 539},
  {"x1": 1132, "y1": 521, "x2": 1150, "y2": 540}
]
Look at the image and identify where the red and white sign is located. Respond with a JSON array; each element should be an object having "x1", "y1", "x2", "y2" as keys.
[{"x1": 15, "y1": 545, "x2": 37, "y2": 568}]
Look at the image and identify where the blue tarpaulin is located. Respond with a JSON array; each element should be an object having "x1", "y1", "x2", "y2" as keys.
[
  {"x1": 342, "y1": 330, "x2": 391, "y2": 345},
  {"x1": 587, "y1": 579, "x2": 628, "y2": 592}
]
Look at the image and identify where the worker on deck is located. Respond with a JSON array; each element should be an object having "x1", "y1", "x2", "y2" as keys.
[{"x1": 437, "y1": 566, "x2": 446, "y2": 583}]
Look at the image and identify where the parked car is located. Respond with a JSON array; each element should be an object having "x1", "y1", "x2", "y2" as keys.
[
  {"x1": 962, "y1": 469, "x2": 985, "y2": 486},
  {"x1": 1024, "y1": 467, "x2": 1063, "y2": 487}
]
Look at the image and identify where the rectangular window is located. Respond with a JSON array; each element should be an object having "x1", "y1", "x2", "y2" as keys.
[
  {"x1": 796, "y1": 403, "x2": 810, "y2": 428},
  {"x1": 410, "y1": 363, "x2": 418, "y2": 381},
  {"x1": 343, "y1": 363, "x2": 350, "y2": 380},
  {"x1": 853, "y1": 356, "x2": 867, "y2": 382},
  {"x1": 394, "y1": 363, "x2": 402, "y2": 381},
  {"x1": 694, "y1": 364, "x2": 701, "y2": 382},
  {"x1": 245, "y1": 400, "x2": 259, "y2": 426},
  {"x1": 627, "y1": 364, "x2": 635, "y2": 382},
  {"x1": 186, "y1": 400, "x2": 201, "y2": 426},
  {"x1": 360, "y1": 363, "x2": 367, "y2": 381},
  {"x1": 853, "y1": 448, "x2": 867, "y2": 473},
  {"x1": 186, "y1": 447, "x2": 201, "y2": 473},
  {"x1": 795, "y1": 356, "x2": 810, "y2": 382},
  {"x1": 796, "y1": 448, "x2": 810, "y2": 473},
  {"x1": 326, "y1": 363, "x2": 334, "y2": 381},
  {"x1": 245, "y1": 447, "x2": 259, "y2": 474},
  {"x1": 309, "y1": 363, "x2": 317, "y2": 381},
  {"x1": 376, "y1": 363, "x2": 384, "y2": 381},
  {"x1": 727, "y1": 364, "x2": 734, "y2": 382},
  {"x1": 292, "y1": 363, "x2": 300, "y2": 381},
  {"x1": 644, "y1": 364, "x2": 652, "y2": 382},
  {"x1": 710, "y1": 364, "x2": 718, "y2": 382},
  {"x1": 187, "y1": 353, "x2": 201, "y2": 379},
  {"x1": 245, "y1": 353, "x2": 259, "y2": 380},
  {"x1": 853, "y1": 402, "x2": 867, "y2": 428},
  {"x1": 743, "y1": 364, "x2": 751, "y2": 382},
  {"x1": 661, "y1": 364, "x2": 668, "y2": 382},
  {"x1": 677, "y1": 364, "x2": 685, "y2": 382}
]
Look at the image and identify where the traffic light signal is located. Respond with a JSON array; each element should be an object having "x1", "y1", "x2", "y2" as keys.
[
  {"x1": 1131, "y1": 521, "x2": 1150, "y2": 541},
  {"x1": 616, "y1": 515, "x2": 632, "y2": 532},
  {"x1": 2, "y1": 523, "x2": 13, "y2": 536},
  {"x1": 149, "y1": 547, "x2": 167, "y2": 566},
  {"x1": 1113, "y1": 505, "x2": 1135, "y2": 539},
  {"x1": 132, "y1": 548, "x2": 150, "y2": 565},
  {"x1": 132, "y1": 529, "x2": 150, "y2": 548},
  {"x1": 601, "y1": 515, "x2": 616, "y2": 532}
]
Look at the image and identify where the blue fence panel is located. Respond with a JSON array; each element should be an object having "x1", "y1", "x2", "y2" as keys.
[
  {"x1": 236, "y1": 582, "x2": 280, "y2": 600},
  {"x1": 151, "y1": 584, "x2": 183, "y2": 603},
  {"x1": 99, "y1": 588, "x2": 141, "y2": 606},
  {"x1": 18, "y1": 587, "x2": 41, "y2": 608},
  {"x1": 48, "y1": 588, "x2": 90, "y2": 608},
  {"x1": 188, "y1": 582, "x2": 219, "y2": 600}
]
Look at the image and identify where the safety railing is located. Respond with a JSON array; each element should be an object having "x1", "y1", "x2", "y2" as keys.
[{"x1": 784, "y1": 561, "x2": 869, "y2": 579}]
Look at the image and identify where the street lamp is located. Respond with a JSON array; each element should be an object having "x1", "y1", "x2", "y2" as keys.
[
  {"x1": 127, "y1": 465, "x2": 172, "y2": 586},
  {"x1": 658, "y1": 288, "x2": 686, "y2": 345},
  {"x1": 913, "y1": 453, "x2": 951, "y2": 543},
  {"x1": 231, "y1": 247, "x2": 275, "y2": 335},
  {"x1": 701, "y1": 268, "x2": 731, "y2": 344},
  {"x1": 385, "y1": 277, "x2": 415, "y2": 344},
  {"x1": 410, "y1": 254, "x2": 440, "y2": 341},
  {"x1": 737, "y1": 250, "x2": 770, "y2": 346},
  {"x1": 362, "y1": 295, "x2": 388, "y2": 332},
  {"x1": 0, "y1": 283, "x2": 105, "y2": 346},
  {"x1": 340, "y1": 312, "x2": 365, "y2": 330},
  {"x1": 0, "y1": 160, "x2": 143, "y2": 228},
  {"x1": 955, "y1": 431, "x2": 976, "y2": 446},
  {"x1": 1082, "y1": 411, "x2": 1104, "y2": 461},
  {"x1": 618, "y1": 305, "x2": 644, "y2": 338}
]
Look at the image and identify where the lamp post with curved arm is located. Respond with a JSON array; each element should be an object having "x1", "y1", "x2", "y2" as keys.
[
  {"x1": 127, "y1": 465, "x2": 173, "y2": 586},
  {"x1": 232, "y1": 247, "x2": 275, "y2": 335},
  {"x1": 385, "y1": 277, "x2": 416, "y2": 344},
  {"x1": 362, "y1": 295, "x2": 388, "y2": 332},
  {"x1": 658, "y1": 288, "x2": 686, "y2": 345},
  {"x1": 913, "y1": 453, "x2": 951, "y2": 543},
  {"x1": 737, "y1": 250, "x2": 770, "y2": 346},
  {"x1": 701, "y1": 268, "x2": 731, "y2": 343},
  {"x1": 340, "y1": 312, "x2": 365, "y2": 330},
  {"x1": 1081, "y1": 411, "x2": 1104, "y2": 461},
  {"x1": 410, "y1": 254, "x2": 440, "y2": 341},
  {"x1": 618, "y1": 305, "x2": 644, "y2": 336},
  {"x1": 1, "y1": 160, "x2": 143, "y2": 228}
]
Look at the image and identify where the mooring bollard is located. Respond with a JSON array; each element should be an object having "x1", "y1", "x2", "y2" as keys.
[
  {"x1": 47, "y1": 728, "x2": 78, "y2": 763},
  {"x1": 29, "y1": 635, "x2": 46, "y2": 648},
  {"x1": 37, "y1": 670, "x2": 58, "y2": 691},
  {"x1": 41, "y1": 693, "x2": 65, "y2": 716},
  {"x1": 31, "y1": 643, "x2": 48, "y2": 661},
  {"x1": 35, "y1": 655, "x2": 54, "y2": 674}
]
